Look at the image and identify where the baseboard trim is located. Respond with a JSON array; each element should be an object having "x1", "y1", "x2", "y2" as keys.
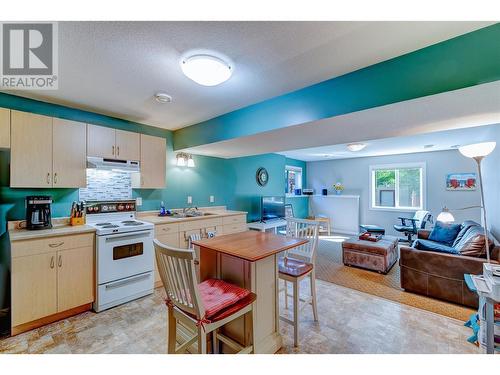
[{"x1": 11, "y1": 303, "x2": 92, "y2": 336}]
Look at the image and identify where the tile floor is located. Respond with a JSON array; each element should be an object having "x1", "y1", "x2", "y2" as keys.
[{"x1": 0, "y1": 280, "x2": 481, "y2": 354}]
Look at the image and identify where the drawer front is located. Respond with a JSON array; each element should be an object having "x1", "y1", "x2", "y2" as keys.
[
  {"x1": 179, "y1": 217, "x2": 223, "y2": 231},
  {"x1": 12, "y1": 233, "x2": 94, "y2": 258},
  {"x1": 222, "y1": 215, "x2": 246, "y2": 225},
  {"x1": 154, "y1": 222, "x2": 180, "y2": 236},
  {"x1": 179, "y1": 229, "x2": 202, "y2": 249},
  {"x1": 222, "y1": 224, "x2": 248, "y2": 235}
]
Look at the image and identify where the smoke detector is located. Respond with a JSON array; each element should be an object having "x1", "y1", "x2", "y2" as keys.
[{"x1": 155, "y1": 93, "x2": 173, "y2": 103}]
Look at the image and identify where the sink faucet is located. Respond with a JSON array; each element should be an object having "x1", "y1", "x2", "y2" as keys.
[{"x1": 183, "y1": 206, "x2": 198, "y2": 214}]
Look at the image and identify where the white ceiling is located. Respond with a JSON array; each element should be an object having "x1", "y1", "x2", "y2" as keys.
[
  {"x1": 183, "y1": 81, "x2": 500, "y2": 159},
  {"x1": 278, "y1": 124, "x2": 500, "y2": 161},
  {"x1": 2, "y1": 21, "x2": 493, "y2": 130}
]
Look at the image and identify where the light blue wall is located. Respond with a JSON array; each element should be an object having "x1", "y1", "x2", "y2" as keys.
[
  {"x1": 482, "y1": 125, "x2": 500, "y2": 241},
  {"x1": 174, "y1": 24, "x2": 500, "y2": 150},
  {"x1": 307, "y1": 150, "x2": 482, "y2": 236}
]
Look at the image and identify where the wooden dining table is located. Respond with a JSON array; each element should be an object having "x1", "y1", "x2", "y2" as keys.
[{"x1": 192, "y1": 230, "x2": 308, "y2": 354}]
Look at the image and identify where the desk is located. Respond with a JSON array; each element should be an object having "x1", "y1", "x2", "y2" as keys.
[
  {"x1": 247, "y1": 219, "x2": 288, "y2": 234},
  {"x1": 192, "y1": 231, "x2": 307, "y2": 353}
]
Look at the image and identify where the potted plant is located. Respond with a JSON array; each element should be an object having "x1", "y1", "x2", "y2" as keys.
[{"x1": 333, "y1": 182, "x2": 344, "y2": 195}]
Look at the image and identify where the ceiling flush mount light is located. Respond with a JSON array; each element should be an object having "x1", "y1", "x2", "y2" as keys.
[
  {"x1": 346, "y1": 143, "x2": 366, "y2": 152},
  {"x1": 176, "y1": 152, "x2": 195, "y2": 168},
  {"x1": 155, "y1": 93, "x2": 173, "y2": 103},
  {"x1": 181, "y1": 54, "x2": 232, "y2": 86}
]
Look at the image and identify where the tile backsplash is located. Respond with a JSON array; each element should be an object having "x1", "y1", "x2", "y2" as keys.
[{"x1": 79, "y1": 169, "x2": 132, "y2": 201}]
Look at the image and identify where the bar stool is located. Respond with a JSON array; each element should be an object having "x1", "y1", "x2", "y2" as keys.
[
  {"x1": 279, "y1": 218, "x2": 320, "y2": 347},
  {"x1": 154, "y1": 239, "x2": 256, "y2": 354}
]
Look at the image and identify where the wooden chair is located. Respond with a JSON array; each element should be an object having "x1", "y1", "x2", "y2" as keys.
[
  {"x1": 154, "y1": 239, "x2": 256, "y2": 354},
  {"x1": 279, "y1": 218, "x2": 320, "y2": 347},
  {"x1": 307, "y1": 215, "x2": 331, "y2": 236}
]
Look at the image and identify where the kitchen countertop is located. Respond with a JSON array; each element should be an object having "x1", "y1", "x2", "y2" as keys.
[
  {"x1": 137, "y1": 209, "x2": 247, "y2": 225},
  {"x1": 8, "y1": 209, "x2": 247, "y2": 242},
  {"x1": 9, "y1": 224, "x2": 96, "y2": 242}
]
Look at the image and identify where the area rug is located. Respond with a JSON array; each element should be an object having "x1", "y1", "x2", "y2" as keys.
[{"x1": 314, "y1": 236, "x2": 475, "y2": 321}]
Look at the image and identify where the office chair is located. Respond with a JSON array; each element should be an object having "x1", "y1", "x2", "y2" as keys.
[{"x1": 393, "y1": 210, "x2": 432, "y2": 242}]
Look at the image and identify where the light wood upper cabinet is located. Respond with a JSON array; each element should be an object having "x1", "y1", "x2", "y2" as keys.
[
  {"x1": 0, "y1": 108, "x2": 10, "y2": 148},
  {"x1": 116, "y1": 129, "x2": 140, "y2": 160},
  {"x1": 87, "y1": 124, "x2": 116, "y2": 159},
  {"x1": 11, "y1": 252, "x2": 58, "y2": 326},
  {"x1": 87, "y1": 124, "x2": 140, "y2": 161},
  {"x1": 139, "y1": 134, "x2": 166, "y2": 188},
  {"x1": 10, "y1": 111, "x2": 87, "y2": 188},
  {"x1": 10, "y1": 111, "x2": 53, "y2": 188},
  {"x1": 52, "y1": 118, "x2": 87, "y2": 188},
  {"x1": 56, "y1": 246, "x2": 94, "y2": 312}
]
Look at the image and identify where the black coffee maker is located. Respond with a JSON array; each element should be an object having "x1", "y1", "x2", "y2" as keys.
[{"x1": 26, "y1": 196, "x2": 52, "y2": 230}]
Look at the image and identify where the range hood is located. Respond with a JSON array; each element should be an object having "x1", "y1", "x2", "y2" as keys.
[{"x1": 86, "y1": 156, "x2": 140, "y2": 172}]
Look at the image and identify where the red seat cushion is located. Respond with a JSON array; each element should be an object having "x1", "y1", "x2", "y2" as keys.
[
  {"x1": 278, "y1": 257, "x2": 313, "y2": 277},
  {"x1": 198, "y1": 279, "x2": 251, "y2": 319}
]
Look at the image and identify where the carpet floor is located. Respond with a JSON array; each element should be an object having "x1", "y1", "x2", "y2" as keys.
[{"x1": 314, "y1": 235, "x2": 475, "y2": 321}]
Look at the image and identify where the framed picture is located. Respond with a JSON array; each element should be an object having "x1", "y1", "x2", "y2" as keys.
[{"x1": 446, "y1": 173, "x2": 477, "y2": 191}]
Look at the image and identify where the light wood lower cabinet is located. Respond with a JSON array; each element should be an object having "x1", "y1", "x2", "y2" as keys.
[
  {"x1": 11, "y1": 233, "x2": 95, "y2": 334},
  {"x1": 152, "y1": 214, "x2": 247, "y2": 288},
  {"x1": 56, "y1": 246, "x2": 94, "y2": 312},
  {"x1": 11, "y1": 252, "x2": 58, "y2": 327},
  {"x1": 154, "y1": 233, "x2": 180, "y2": 287}
]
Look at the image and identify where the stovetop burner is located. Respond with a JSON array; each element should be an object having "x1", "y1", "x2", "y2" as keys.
[
  {"x1": 123, "y1": 221, "x2": 144, "y2": 226},
  {"x1": 102, "y1": 224, "x2": 119, "y2": 229},
  {"x1": 96, "y1": 222, "x2": 112, "y2": 226}
]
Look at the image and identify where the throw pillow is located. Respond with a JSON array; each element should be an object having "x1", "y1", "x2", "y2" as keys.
[{"x1": 428, "y1": 221, "x2": 461, "y2": 246}]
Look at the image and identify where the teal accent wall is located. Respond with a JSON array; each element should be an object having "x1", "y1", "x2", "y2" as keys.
[
  {"x1": 225, "y1": 154, "x2": 308, "y2": 221},
  {"x1": 174, "y1": 24, "x2": 500, "y2": 150}
]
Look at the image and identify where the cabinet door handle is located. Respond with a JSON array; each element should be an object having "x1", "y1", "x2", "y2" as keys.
[
  {"x1": 50, "y1": 256, "x2": 54, "y2": 269},
  {"x1": 117, "y1": 146, "x2": 120, "y2": 156},
  {"x1": 58, "y1": 255, "x2": 62, "y2": 267},
  {"x1": 47, "y1": 173, "x2": 51, "y2": 185},
  {"x1": 112, "y1": 145, "x2": 115, "y2": 155},
  {"x1": 48, "y1": 241, "x2": 64, "y2": 248},
  {"x1": 53, "y1": 173, "x2": 58, "y2": 184}
]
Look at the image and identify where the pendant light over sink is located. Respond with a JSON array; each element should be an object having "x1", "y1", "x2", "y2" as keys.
[{"x1": 181, "y1": 54, "x2": 232, "y2": 86}]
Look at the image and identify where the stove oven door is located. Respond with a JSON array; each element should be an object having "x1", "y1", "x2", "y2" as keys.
[{"x1": 97, "y1": 229, "x2": 154, "y2": 285}]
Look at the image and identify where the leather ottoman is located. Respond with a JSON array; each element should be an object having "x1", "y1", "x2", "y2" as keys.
[{"x1": 342, "y1": 235, "x2": 399, "y2": 274}]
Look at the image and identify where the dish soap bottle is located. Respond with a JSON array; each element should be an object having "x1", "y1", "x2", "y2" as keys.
[{"x1": 159, "y1": 201, "x2": 166, "y2": 216}]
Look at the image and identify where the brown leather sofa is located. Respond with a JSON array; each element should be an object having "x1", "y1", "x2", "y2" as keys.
[{"x1": 400, "y1": 223, "x2": 499, "y2": 308}]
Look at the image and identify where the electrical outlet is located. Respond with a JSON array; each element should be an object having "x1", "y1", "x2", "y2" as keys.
[
  {"x1": 209, "y1": 195, "x2": 215, "y2": 203},
  {"x1": 187, "y1": 196, "x2": 192, "y2": 204},
  {"x1": 136, "y1": 197, "x2": 142, "y2": 206}
]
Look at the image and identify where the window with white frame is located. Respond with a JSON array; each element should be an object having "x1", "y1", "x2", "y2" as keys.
[
  {"x1": 285, "y1": 165, "x2": 302, "y2": 195},
  {"x1": 369, "y1": 163, "x2": 425, "y2": 210}
]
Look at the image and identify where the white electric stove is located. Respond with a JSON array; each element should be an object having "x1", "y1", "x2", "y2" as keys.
[{"x1": 86, "y1": 200, "x2": 154, "y2": 312}]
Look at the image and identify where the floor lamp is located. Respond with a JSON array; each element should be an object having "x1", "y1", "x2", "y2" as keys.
[{"x1": 456, "y1": 141, "x2": 496, "y2": 263}]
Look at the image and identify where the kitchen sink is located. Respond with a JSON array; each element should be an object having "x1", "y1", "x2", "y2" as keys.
[{"x1": 168, "y1": 211, "x2": 216, "y2": 218}]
